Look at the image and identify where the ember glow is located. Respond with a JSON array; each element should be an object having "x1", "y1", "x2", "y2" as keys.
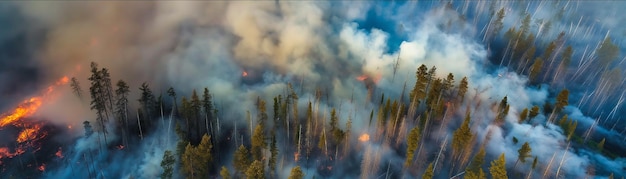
[
  {"x1": 55, "y1": 148, "x2": 63, "y2": 159},
  {"x1": 242, "y1": 71, "x2": 248, "y2": 77},
  {"x1": 358, "y1": 133, "x2": 370, "y2": 142}
]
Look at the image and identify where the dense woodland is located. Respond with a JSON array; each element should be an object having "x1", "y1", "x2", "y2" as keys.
[{"x1": 57, "y1": 2, "x2": 626, "y2": 179}]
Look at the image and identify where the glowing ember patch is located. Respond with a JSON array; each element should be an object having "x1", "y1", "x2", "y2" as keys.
[
  {"x1": 38, "y1": 164, "x2": 46, "y2": 171},
  {"x1": 17, "y1": 128, "x2": 37, "y2": 143},
  {"x1": 294, "y1": 152, "x2": 300, "y2": 162},
  {"x1": 356, "y1": 75, "x2": 368, "y2": 81},
  {"x1": 359, "y1": 133, "x2": 370, "y2": 142},
  {"x1": 242, "y1": 71, "x2": 248, "y2": 77},
  {"x1": 56, "y1": 147, "x2": 63, "y2": 159},
  {"x1": 117, "y1": 145, "x2": 125, "y2": 150}
]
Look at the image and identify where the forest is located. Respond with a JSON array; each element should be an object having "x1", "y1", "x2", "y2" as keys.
[{"x1": 0, "y1": 1, "x2": 625, "y2": 179}]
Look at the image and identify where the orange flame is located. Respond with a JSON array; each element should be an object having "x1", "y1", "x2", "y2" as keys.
[
  {"x1": 0, "y1": 76, "x2": 69, "y2": 161},
  {"x1": 242, "y1": 71, "x2": 248, "y2": 77},
  {"x1": 0, "y1": 97, "x2": 43, "y2": 128},
  {"x1": 359, "y1": 133, "x2": 370, "y2": 142}
]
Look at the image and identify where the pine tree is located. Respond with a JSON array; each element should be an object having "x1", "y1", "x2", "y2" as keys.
[
  {"x1": 515, "y1": 142, "x2": 532, "y2": 170},
  {"x1": 489, "y1": 153, "x2": 508, "y2": 179},
  {"x1": 70, "y1": 77, "x2": 83, "y2": 100},
  {"x1": 268, "y1": 131, "x2": 278, "y2": 177},
  {"x1": 519, "y1": 108, "x2": 528, "y2": 123},
  {"x1": 115, "y1": 80, "x2": 130, "y2": 147},
  {"x1": 529, "y1": 106, "x2": 540, "y2": 119},
  {"x1": 598, "y1": 138, "x2": 606, "y2": 151},
  {"x1": 138, "y1": 82, "x2": 156, "y2": 128},
  {"x1": 555, "y1": 89, "x2": 569, "y2": 113},
  {"x1": 251, "y1": 125, "x2": 266, "y2": 161},
  {"x1": 191, "y1": 90, "x2": 202, "y2": 140},
  {"x1": 181, "y1": 134, "x2": 212, "y2": 178},
  {"x1": 202, "y1": 88, "x2": 214, "y2": 136},
  {"x1": 467, "y1": 146, "x2": 486, "y2": 173},
  {"x1": 288, "y1": 166, "x2": 305, "y2": 179},
  {"x1": 220, "y1": 166, "x2": 231, "y2": 179},
  {"x1": 422, "y1": 163, "x2": 434, "y2": 179},
  {"x1": 529, "y1": 57, "x2": 544, "y2": 83},
  {"x1": 330, "y1": 108, "x2": 345, "y2": 145},
  {"x1": 233, "y1": 145, "x2": 251, "y2": 175},
  {"x1": 443, "y1": 73, "x2": 455, "y2": 97},
  {"x1": 410, "y1": 64, "x2": 429, "y2": 103},
  {"x1": 245, "y1": 160, "x2": 265, "y2": 179},
  {"x1": 167, "y1": 87, "x2": 177, "y2": 114},
  {"x1": 404, "y1": 126, "x2": 421, "y2": 167},
  {"x1": 452, "y1": 111, "x2": 474, "y2": 163},
  {"x1": 160, "y1": 150, "x2": 175, "y2": 179},
  {"x1": 88, "y1": 62, "x2": 108, "y2": 145},
  {"x1": 458, "y1": 77, "x2": 469, "y2": 102},
  {"x1": 596, "y1": 37, "x2": 619, "y2": 69}
]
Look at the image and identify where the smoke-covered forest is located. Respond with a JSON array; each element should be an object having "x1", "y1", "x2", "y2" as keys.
[{"x1": 0, "y1": 1, "x2": 625, "y2": 179}]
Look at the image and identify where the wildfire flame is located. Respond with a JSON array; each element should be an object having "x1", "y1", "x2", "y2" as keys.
[
  {"x1": 359, "y1": 133, "x2": 370, "y2": 142},
  {"x1": 356, "y1": 75, "x2": 368, "y2": 81},
  {"x1": 55, "y1": 147, "x2": 64, "y2": 159},
  {"x1": 38, "y1": 163, "x2": 46, "y2": 172},
  {"x1": 294, "y1": 152, "x2": 300, "y2": 162},
  {"x1": 0, "y1": 76, "x2": 69, "y2": 161},
  {"x1": 242, "y1": 71, "x2": 248, "y2": 77}
]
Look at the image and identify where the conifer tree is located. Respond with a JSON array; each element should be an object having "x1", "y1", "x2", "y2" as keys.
[
  {"x1": 233, "y1": 145, "x2": 251, "y2": 175},
  {"x1": 529, "y1": 57, "x2": 544, "y2": 83},
  {"x1": 529, "y1": 106, "x2": 540, "y2": 119},
  {"x1": 288, "y1": 166, "x2": 305, "y2": 179},
  {"x1": 220, "y1": 166, "x2": 231, "y2": 179},
  {"x1": 452, "y1": 111, "x2": 474, "y2": 164},
  {"x1": 489, "y1": 153, "x2": 508, "y2": 179},
  {"x1": 404, "y1": 126, "x2": 421, "y2": 167},
  {"x1": 458, "y1": 77, "x2": 469, "y2": 102},
  {"x1": 596, "y1": 37, "x2": 619, "y2": 69},
  {"x1": 251, "y1": 125, "x2": 266, "y2": 161},
  {"x1": 422, "y1": 163, "x2": 434, "y2": 179},
  {"x1": 598, "y1": 138, "x2": 606, "y2": 151},
  {"x1": 70, "y1": 77, "x2": 83, "y2": 100},
  {"x1": 268, "y1": 131, "x2": 278, "y2": 177},
  {"x1": 466, "y1": 147, "x2": 486, "y2": 179},
  {"x1": 515, "y1": 142, "x2": 532, "y2": 169},
  {"x1": 519, "y1": 108, "x2": 528, "y2": 123},
  {"x1": 115, "y1": 80, "x2": 130, "y2": 147},
  {"x1": 160, "y1": 150, "x2": 175, "y2": 179},
  {"x1": 410, "y1": 65, "x2": 429, "y2": 103},
  {"x1": 555, "y1": 89, "x2": 569, "y2": 113},
  {"x1": 245, "y1": 160, "x2": 265, "y2": 179}
]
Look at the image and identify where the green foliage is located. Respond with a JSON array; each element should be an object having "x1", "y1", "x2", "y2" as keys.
[
  {"x1": 598, "y1": 138, "x2": 606, "y2": 151},
  {"x1": 555, "y1": 89, "x2": 569, "y2": 113},
  {"x1": 404, "y1": 127, "x2": 421, "y2": 167},
  {"x1": 422, "y1": 163, "x2": 434, "y2": 179},
  {"x1": 245, "y1": 160, "x2": 265, "y2": 179},
  {"x1": 160, "y1": 150, "x2": 175, "y2": 179},
  {"x1": 519, "y1": 108, "x2": 528, "y2": 123},
  {"x1": 288, "y1": 166, "x2": 305, "y2": 179},
  {"x1": 529, "y1": 57, "x2": 544, "y2": 83},
  {"x1": 251, "y1": 125, "x2": 266, "y2": 161},
  {"x1": 268, "y1": 131, "x2": 278, "y2": 176},
  {"x1": 466, "y1": 146, "x2": 486, "y2": 174},
  {"x1": 220, "y1": 166, "x2": 231, "y2": 179},
  {"x1": 596, "y1": 37, "x2": 620, "y2": 69},
  {"x1": 465, "y1": 169, "x2": 486, "y2": 179},
  {"x1": 529, "y1": 106, "x2": 540, "y2": 119},
  {"x1": 489, "y1": 153, "x2": 508, "y2": 179},
  {"x1": 452, "y1": 111, "x2": 474, "y2": 162},
  {"x1": 181, "y1": 134, "x2": 213, "y2": 178},
  {"x1": 233, "y1": 145, "x2": 251, "y2": 175},
  {"x1": 518, "y1": 142, "x2": 532, "y2": 163},
  {"x1": 458, "y1": 77, "x2": 469, "y2": 102},
  {"x1": 410, "y1": 64, "x2": 429, "y2": 103},
  {"x1": 330, "y1": 108, "x2": 345, "y2": 145}
]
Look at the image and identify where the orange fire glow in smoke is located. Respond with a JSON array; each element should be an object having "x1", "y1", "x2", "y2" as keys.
[
  {"x1": 359, "y1": 133, "x2": 370, "y2": 142},
  {"x1": 0, "y1": 76, "x2": 69, "y2": 161},
  {"x1": 242, "y1": 71, "x2": 248, "y2": 77}
]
